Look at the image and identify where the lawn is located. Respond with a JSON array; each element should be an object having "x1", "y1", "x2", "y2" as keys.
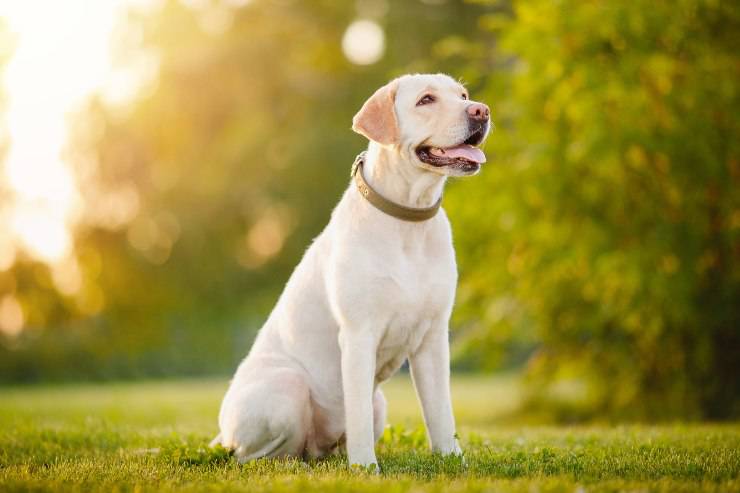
[{"x1": 1, "y1": 374, "x2": 738, "y2": 492}]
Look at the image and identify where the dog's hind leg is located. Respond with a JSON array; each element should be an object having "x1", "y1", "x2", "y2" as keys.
[
  {"x1": 234, "y1": 434, "x2": 292, "y2": 463},
  {"x1": 215, "y1": 368, "x2": 312, "y2": 462}
]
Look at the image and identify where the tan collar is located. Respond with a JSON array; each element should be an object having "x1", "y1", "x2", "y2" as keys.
[{"x1": 351, "y1": 151, "x2": 441, "y2": 222}]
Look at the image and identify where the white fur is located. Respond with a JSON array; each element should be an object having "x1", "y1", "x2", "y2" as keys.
[{"x1": 213, "y1": 74, "x2": 489, "y2": 468}]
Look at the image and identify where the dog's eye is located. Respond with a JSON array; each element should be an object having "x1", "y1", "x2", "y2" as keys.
[
  {"x1": 461, "y1": 93, "x2": 468, "y2": 100},
  {"x1": 416, "y1": 94, "x2": 435, "y2": 106}
]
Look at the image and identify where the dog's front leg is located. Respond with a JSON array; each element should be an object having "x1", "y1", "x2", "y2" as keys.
[
  {"x1": 339, "y1": 330, "x2": 378, "y2": 468},
  {"x1": 409, "y1": 324, "x2": 462, "y2": 455}
]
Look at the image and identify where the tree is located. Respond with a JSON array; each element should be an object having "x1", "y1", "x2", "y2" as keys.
[{"x1": 449, "y1": 0, "x2": 740, "y2": 419}]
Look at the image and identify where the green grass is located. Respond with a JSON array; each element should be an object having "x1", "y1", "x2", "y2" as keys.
[{"x1": 1, "y1": 374, "x2": 738, "y2": 492}]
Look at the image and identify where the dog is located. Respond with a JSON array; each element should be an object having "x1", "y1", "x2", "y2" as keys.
[{"x1": 211, "y1": 73, "x2": 491, "y2": 468}]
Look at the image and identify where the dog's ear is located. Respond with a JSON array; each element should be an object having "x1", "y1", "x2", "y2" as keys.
[{"x1": 352, "y1": 79, "x2": 400, "y2": 145}]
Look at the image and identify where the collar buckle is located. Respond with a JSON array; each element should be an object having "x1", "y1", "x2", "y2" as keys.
[{"x1": 350, "y1": 151, "x2": 366, "y2": 178}]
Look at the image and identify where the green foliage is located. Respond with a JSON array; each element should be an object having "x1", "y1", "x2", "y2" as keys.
[
  {"x1": 449, "y1": 0, "x2": 740, "y2": 419},
  {"x1": 1, "y1": 379, "x2": 739, "y2": 492}
]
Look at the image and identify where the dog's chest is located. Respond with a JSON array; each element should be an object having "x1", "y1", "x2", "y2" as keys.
[{"x1": 371, "y1": 231, "x2": 456, "y2": 380}]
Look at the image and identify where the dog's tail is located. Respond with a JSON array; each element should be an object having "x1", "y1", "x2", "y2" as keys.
[{"x1": 209, "y1": 433, "x2": 223, "y2": 448}]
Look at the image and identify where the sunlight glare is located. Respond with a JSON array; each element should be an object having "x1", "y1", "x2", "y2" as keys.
[{"x1": 0, "y1": 0, "x2": 155, "y2": 266}]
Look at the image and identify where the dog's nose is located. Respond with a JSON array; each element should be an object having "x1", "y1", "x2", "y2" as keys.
[{"x1": 467, "y1": 102, "x2": 490, "y2": 121}]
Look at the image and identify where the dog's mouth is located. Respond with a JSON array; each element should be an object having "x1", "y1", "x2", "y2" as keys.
[{"x1": 415, "y1": 126, "x2": 487, "y2": 173}]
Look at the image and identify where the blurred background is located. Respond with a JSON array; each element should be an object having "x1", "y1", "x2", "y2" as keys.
[{"x1": 0, "y1": 0, "x2": 737, "y2": 422}]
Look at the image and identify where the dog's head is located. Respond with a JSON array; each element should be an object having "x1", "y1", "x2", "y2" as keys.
[{"x1": 352, "y1": 73, "x2": 491, "y2": 177}]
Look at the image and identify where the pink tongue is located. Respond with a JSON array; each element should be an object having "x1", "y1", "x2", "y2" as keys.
[{"x1": 431, "y1": 144, "x2": 486, "y2": 163}]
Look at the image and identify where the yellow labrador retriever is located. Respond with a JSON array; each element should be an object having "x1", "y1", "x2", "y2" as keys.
[{"x1": 212, "y1": 73, "x2": 490, "y2": 468}]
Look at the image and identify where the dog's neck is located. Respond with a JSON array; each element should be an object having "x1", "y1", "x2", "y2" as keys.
[{"x1": 362, "y1": 142, "x2": 447, "y2": 209}]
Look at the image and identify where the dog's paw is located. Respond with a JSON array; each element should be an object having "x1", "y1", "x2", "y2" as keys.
[
  {"x1": 451, "y1": 442, "x2": 466, "y2": 466},
  {"x1": 349, "y1": 462, "x2": 380, "y2": 474}
]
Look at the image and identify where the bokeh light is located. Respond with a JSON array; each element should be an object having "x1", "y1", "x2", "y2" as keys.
[
  {"x1": 342, "y1": 19, "x2": 385, "y2": 66},
  {"x1": 0, "y1": 294, "x2": 24, "y2": 337}
]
